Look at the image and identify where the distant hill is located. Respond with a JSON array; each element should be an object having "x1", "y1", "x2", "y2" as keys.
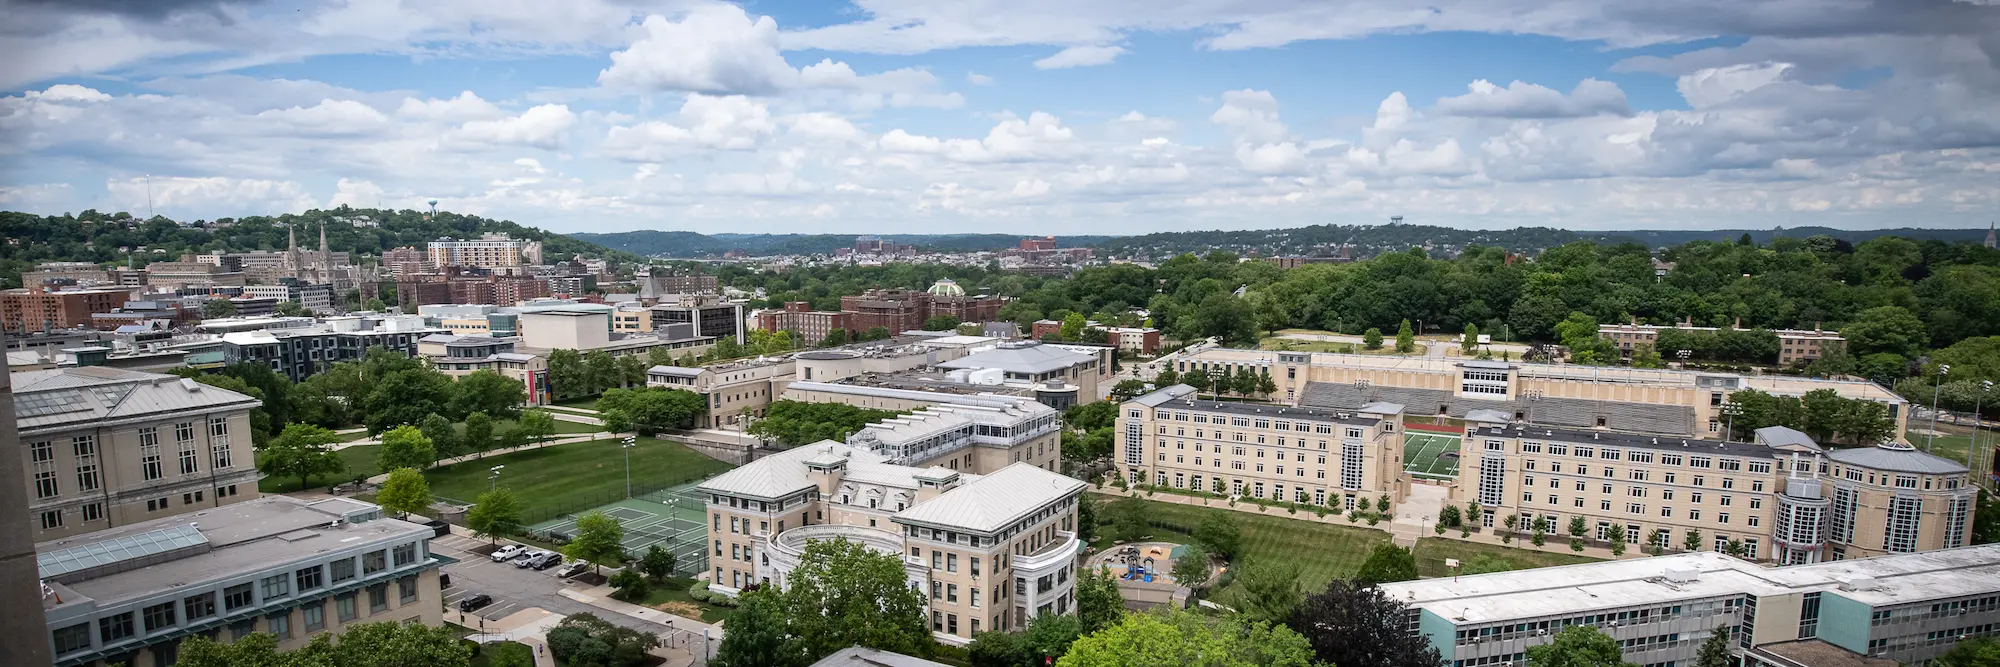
[
  {"x1": 571, "y1": 230, "x2": 1120, "y2": 257},
  {"x1": 1091, "y1": 224, "x2": 1996, "y2": 258}
]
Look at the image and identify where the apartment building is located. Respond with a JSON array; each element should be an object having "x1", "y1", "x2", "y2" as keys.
[
  {"x1": 651, "y1": 301, "x2": 745, "y2": 344},
  {"x1": 3, "y1": 287, "x2": 131, "y2": 333},
  {"x1": 758, "y1": 302, "x2": 851, "y2": 342},
  {"x1": 700, "y1": 445, "x2": 1084, "y2": 645},
  {"x1": 1175, "y1": 349, "x2": 1911, "y2": 441},
  {"x1": 1452, "y1": 418, "x2": 1974, "y2": 564},
  {"x1": 240, "y1": 280, "x2": 333, "y2": 314},
  {"x1": 217, "y1": 315, "x2": 441, "y2": 382},
  {"x1": 1115, "y1": 385, "x2": 1410, "y2": 510},
  {"x1": 13, "y1": 367, "x2": 262, "y2": 542},
  {"x1": 39, "y1": 496, "x2": 446, "y2": 667},
  {"x1": 638, "y1": 273, "x2": 719, "y2": 300},
  {"x1": 427, "y1": 234, "x2": 528, "y2": 268},
  {"x1": 1378, "y1": 545, "x2": 2000, "y2": 667},
  {"x1": 1597, "y1": 323, "x2": 1847, "y2": 367}
]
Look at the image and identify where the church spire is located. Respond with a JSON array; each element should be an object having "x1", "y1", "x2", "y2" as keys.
[
  {"x1": 1987, "y1": 221, "x2": 1997, "y2": 250},
  {"x1": 318, "y1": 220, "x2": 329, "y2": 266}
]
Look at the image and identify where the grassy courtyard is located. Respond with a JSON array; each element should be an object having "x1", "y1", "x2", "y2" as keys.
[
  {"x1": 259, "y1": 444, "x2": 382, "y2": 493},
  {"x1": 1092, "y1": 494, "x2": 1393, "y2": 598},
  {"x1": 627, "y1": 576, "x2": 739, "y2": 624},
  {"x1": 425, "y1": 436, "x2": 734, "y2": 517},
  {"x1": 1413, "y1": 537, "x2": 1600, "y2": 578}
]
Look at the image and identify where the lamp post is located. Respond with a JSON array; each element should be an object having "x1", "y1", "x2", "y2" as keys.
[
  {"x1": 622, "y1": 436, "x2": 637, "y2": 498},
  {"x1": 487, "y1": 465, "x2": 504, "y2": 491},
  {"x1": 1972, "y1": 380, "x2": 1992, "y2": 474},
  {"x1": 1720, "y1": 401, "x2": 1742, "y2": 443},
  {"x1": 1676, "y1": 349, "x2": 1691, "y2": 368},
  {"x1": 1927, "y1": 364, "x2": 1950, "y2": 453}
]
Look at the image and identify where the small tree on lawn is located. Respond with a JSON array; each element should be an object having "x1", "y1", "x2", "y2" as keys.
[
  {"x1": 1376, "y1": 494, "x2": 1392, "y2": 513},
  {"x1": 563, "y1": 511, "x2": 627, "y2": 575},
  {"x1": 640, "y1": 544, "x2": 678, "y2": 582},
  {"x1": 462, "y1": 411, "x2": 494, "y2": 453},
  {"x1": 1363, "y1": 328, "x2": 1384, "y2": 350},
  {"x1": 1465, "y1": 502, "x2": 1483, "y2": 530},
  {"x1": 1684, "y1": 529, "x2": 1703, "y2": 553},
  {"x1": 1195, "y1": 512, "x2": 1242, "y2": 560},
  {"x1": 1646, "y1": 529, "x2": 1667, "y2": 556},
  {"x1": 1568, "y1": 516, "x2": 1589, "y2": 553},
  {"x1": 1502, "y1": 513, "x2": 1519, "y2": 544},
  {"x1": 1532, "y1": 524, "x2": 1547, "y2": 547},
  {"x1": 1354, "y1": 543, "x2": 1419, "y2": 584},
  {"x1": 376, "y1": 468, "x2": 431, "y2": 518},
  {"x1": 1172, "y1": 543, "x2": 1213, "y2": 591},
  {"x1": 517, "y1": 410, "x2": 557, "y2": 446},
  {"x1": 1607, "y1": 524, "x2": 1627, "y2": 556},
  {"x1": 1396, "y1": 319, "x2": 1415, "y2": 353},
  {"x1": 466, "y1": 487, "x2": 524, "y2": 545},
  {"x1": 1232, "y1": 559, "x2": 1304, "y2": 625},
  {"x1": 377, "y1": 425, "x2": 437, "y2": 472},
  {"x1": 609, "y1": 567, "x2": 651, "y2": 601}
]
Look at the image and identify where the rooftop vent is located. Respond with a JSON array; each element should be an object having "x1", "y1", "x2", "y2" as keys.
[
  {"x1": 1839, "y1": 576, "x2": 1879, "y2": 592},
  {"x1": 1663, "y1": 568, "x2": 1699, "y2": 584},
  {"x1": 181, "y1": 378, "x2": 201, "y2": 392}
]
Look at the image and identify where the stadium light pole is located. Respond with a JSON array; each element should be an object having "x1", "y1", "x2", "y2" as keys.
[
  {"x1": 1972, "y1": 381, "x2": 1992, "y2": 476},
  {"x1": 1522, "y1": 389, "x2": 1544, "y2": 425},
  {"x1": 1927, "y1": 364, "x2": 1950, "y2": 452},
  {"x1": 1720, "y1": 401, "x2": 1742, "y2": 443},
  {"x1": 623, "y1": 436, "x2": 637, "y2": 499},
  {"x1": 488, "y1": 465, "x2": 504, "y2": 491}
]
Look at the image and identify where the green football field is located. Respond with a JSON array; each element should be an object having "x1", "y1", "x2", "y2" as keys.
[{"x1": 1403, "y1": 432, "x2": 1462, "y2": 479}]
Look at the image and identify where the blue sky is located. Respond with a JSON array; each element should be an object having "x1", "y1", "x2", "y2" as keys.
[{"x1": 1, "y1": 0, "x2": 1996, "y2": 235}]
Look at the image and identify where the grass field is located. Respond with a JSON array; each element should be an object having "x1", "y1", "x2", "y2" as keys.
[
  {"x1": 629, "y1": 576, "x2": 739, "y2": 624},
  {"x1": 1403, "y1": 432, "x2": 1462, "y2": 479},
  {"x1": 469, "y1": 641, "x2": 531, "y2": 667},
  {"x1": 1912, "y1": 423, "x2": 1987, "y2": 468},
  {"x1": 259, "y1": 445, "x2": 382, "y2": 493},
  {"x1": 549, "y1": 395, "x2": 601, "y2": 410},
  {"x1": 1092, "y1": 495, "x2": 1392, "y2": 599},
  {"x1": 336, "y1": 430, "x2": 374, "y2": 442},
  {"x1": 1413, "y1": 538, "x2": 1600, "y2": 578},
  {"x1": 426, "y1": 437, "x2": 733, "y2": 517}
]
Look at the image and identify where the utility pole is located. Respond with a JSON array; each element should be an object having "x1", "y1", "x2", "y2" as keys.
[{"x1": 1927, "y1": 364, "x2": 1950, "y2": 452}]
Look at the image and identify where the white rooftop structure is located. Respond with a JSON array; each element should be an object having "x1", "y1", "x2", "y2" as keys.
[
  {"x1": 890, "y1": 463, "x2": 1085, "y2": 533},
  {"x1": 936, "y1": 341, "x2": 1095, "y2": 375}
]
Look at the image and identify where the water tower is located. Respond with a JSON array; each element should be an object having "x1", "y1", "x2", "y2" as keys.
[
  {"x1": 427, "y1": 199, "x2": 439, "y2": 218},
  {"x1": 1389, "y1": 215, "x2": 1404, "y2": 225}
]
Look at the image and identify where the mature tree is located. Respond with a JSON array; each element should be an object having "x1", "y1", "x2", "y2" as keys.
[
  {"x1": 1234, "y1": 559, "x2": 1305, "y2": 624},
  {"x1": 1061, "y1": 312, "x2": 1089, "y2": 341},
  {"x1": 1363, "y1": 327, "x2": 1385, "y2": 350},
  {"x1": 1935, "y1": 637, "x2": 2000, "y2": 667},
  {"x1": 546, "y1": 613, "x2": 660, "y2": 667},
  {"x1": 1527, "y1": 625, "x2": 1637, "y2": 667},
  {"x1": 178, "y1": 620, "x2": 473, "y2": 667},
  {"x1": 203, "y1": 298, "x2": 238, "y2": 318},
  {"x1": 1022, "y1": 614, "x2": 1084, "y2": 666},
  {"x1": 583, "y1": 350, "x2": 619, "y2": 395},
  {"x1": 1693, "y1": 630, "x2": 1732, "y2": 667},
  {"x1": 639, "y1": 544, "x2": 678, "y2": 581},
  {"x1": 259, "y1": 424, "x2": 345, "y2": 491},
  {"x1": 376, "y1": 467, "x2": 431, "y2": 518},
  {"x1": 1172, "y1": 543, "x2": 1213, "y2": 590},
  {"x1": 598, "y1": 387, "x2": 707, "y2": 435},
  {"x1": 1153, "y1": 367, "x2": 1180, "y2": 387},
  {"x1": 1074, "y1": 566, "x2": 1127, "y2": 635},
  {"x1": 608, "y1": 567, "x2": 651, "y2": 601},
  {"x1": 1844, "y1": 305, "x2": 1929, "y2": 358},
  {"x1": 461, "y1": 411, "x2": 494, "y2": 453},
  {"x1": 1631, "y1": 344, "x2": 1663, "y2": 368},
  {"x1": 1189, "y1": 513, "x2": 1241, "y2": 561},
  {"x1": 861, "y1": 325, "x2": 892, "y2": 341},
  {"x1": 780, "y1": 538, "x2": 934, "y2": 660},
  {"x1": 563, "y1": 511, "x2": 628, "y2": 575},
  {"x1": 274, "y1": 300, "x2": 310, "y2": 317},
  {"x1": 466, "y1": 487, "x2": 524, "y2": 544},
  {"x1": 451, "y1": 370, "x2": 525, "y2": 420},
  {"x1": 516, "y1": 409, "x2": 558, "y2": 445},
  {"x1": 923, "y1": 315, "x2": 963, "y2": 331},
  {"x1": 1229, "y1": 366, "x2": 1260, "y2": 396},
  {"x1": 1396, "y1": 319, "x2": 1415, "y2": 353},
  {"x1": 1109, "y1": 378, "x2": 1149, "y2": 401},
  {"x1": 1055, "y1": 607, "x2": 1323, "y2": 667},
  {"x1": 292, "y1": 363, "x2": 363, "y2": 427},
  {"x1": 1462, "y1": 323, "x2": 1480, "y2": 354},
  {"x1": 818, "y1": 328, "x2": 851, "y2": 347},
  {"x1": 547, "y1": 349, "x2": 588, "y2": 400},
  {"x1": 377, "y1": 425, "x2": 438, "y2": 471},
  {"x1": 968, "y1": 629, "x2": 1030, "y2": 667},
  {"x1": 363, "y1": 297, "x2": 388, "y2": 311},
  {"x1": 363, "y1": 368, "x2": 456, "y2": 433},
  {"x1": 749, "y1": 400, "x2": 902, "y2": 446},
  {"x1": 175, "y1": 372, "x2": 277, "y2": 444},
  {"x1": 1288, "y1": 579, "x2": 1445, "y2": 667},
  {"x1": 1354, "y1": 544, "x2": 1419, "y2": 584},
  {"x1": 1257, "y1": 371, "x2": 1278, "y2": 396},
  {"x1": 712, "y1": 588, "x2": 811, "y2": 667},
  {"x1": 614, "y1": 354, "x2": 649, "y2": 389},
  {"x1": 1181, "y1": 368, "x2": 1213, "y2": 394}
]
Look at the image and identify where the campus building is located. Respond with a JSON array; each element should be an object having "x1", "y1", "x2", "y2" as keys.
[
  {"x1": 650, "y1": 300, "x2": 745, "y2": 344},
  {"x1": 2, "y1": 287, "x2": 132, "y2": 333},
  {"x1": 757, "y1": 302, "x2": 852, "y2": 343},
  {"x1": 13, "y1": 367, "x2": 263, "y2": 542},
  {"x1": 1173, "y1": 349, "x2": 1911, "y2": 441},
  {"x1": 646, "y1": 338, "x2": 983, "y2": 429},
  {"x1": 1114, "y1": 385, "x2": 1411, "y2": 511},
  {"x1": 1597, "y1": 322, "x2": 1847, "y2": 368},
  {"x1": 1378, "y1": 545, "x2": 2000, "y2": 667},
  {"x1": 426, "y1": 234, "x2": 535, "y2": 268},
  {"x1": 1449, "y1": 416, "x2": 1975, "y2": 565},
  {"x1": 39, "y1": 496, "x2": 448, "y2": 667},
  {"x1": 700, "y1": 445, "x2": 1083, "y2": 646},
  {"x1": 216, "y1": 315, "x2": 442, "y2": 382}
]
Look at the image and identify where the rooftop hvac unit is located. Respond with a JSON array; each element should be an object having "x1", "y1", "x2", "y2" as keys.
[
  {"x1": 1663, "y1": 568, "x2": 1700, "y2": 584},
  {"x1": 1839, "y1": 576, "x2": 1878, "y2": 592}
]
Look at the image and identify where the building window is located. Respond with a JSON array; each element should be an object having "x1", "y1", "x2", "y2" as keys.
[
  {"x1": 399, "y1": 576, "x2": 418, "y2": 604},
  {"x1": 268, "y1": 611, "x2": 291, "y2": 639},
  {"x1": 73, "y1": 436, "x2": 100, "y2": 492},
  {"x1": 185, "y1": 592, "x2": 217, "y2": 621},
  {"x1": 393, "y1": 543, "x2": 418, "y2": 567},
  {"x1": 261, "y1": 573, "x2": 291, "y2": 600},
  {"x1": 296, "y1": 565, "x2": 324, "y2": 592},
  {"x1": 140, "y1": 427, "x2": 163, "y2": 480},
  {"x1": 99, "y1": 612, "x2": 135, "y2": 643},
  {"x1": 142, "y1": 601, "x2": 178, "y2": 632},
  {"x1": 363, "y1": 549, "x2": 387, "y2": 574},
  {"x1": 224, "y1": 583, "x2": 255, "y2": 610},
  {"x1": 369, "y1": 585, "x2": 388, "y2": 613},
  {"x1": 52, "y1": 623, "x2": 91, "y2": 655},
  {"x1": 38, "y1": 509, "x2": 63, "y2": 530},
  {"x1": 304, "y1": 603, "x2": 326, "y2": 632},
  {"x1": 210, "y1": 418, "x2": 233, "y2": 469}
]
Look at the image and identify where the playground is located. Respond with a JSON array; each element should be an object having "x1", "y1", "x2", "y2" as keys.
[
  {"x1": 527, "y1": 482, "x2": 709, "y2": 575},
  {"x1": 1403, "y1": 431, "x2": 1463, "y2": 480},
  {"x1": 1086, "y1": 541, "x2": 1217, "y2": 609}
]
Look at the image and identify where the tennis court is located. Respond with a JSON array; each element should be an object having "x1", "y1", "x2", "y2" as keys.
[
  {"x1": 528, "y1": 481, "x2": 710, "y2": 575},
  {"x1": 1403, "y1": 431, "x2": 1462, "y2": 479}
]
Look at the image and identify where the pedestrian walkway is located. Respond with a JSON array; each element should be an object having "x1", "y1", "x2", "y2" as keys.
[
  {"x1": 362, "y1": 431, "x2": 626, "y2": 484},
  {"x1": 559, "y1": 586, "x2": 714, "y2": 666}
]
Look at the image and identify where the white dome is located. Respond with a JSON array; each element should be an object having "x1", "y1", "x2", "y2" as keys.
[{"x1": 927, "y1": 278, "x2": 966, "y2": 297}]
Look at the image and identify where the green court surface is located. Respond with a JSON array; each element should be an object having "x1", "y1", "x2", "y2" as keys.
[
  {"x1": 1403, "y1": 432, "x2": 1462, "y2": 479},
  {"x1": 528, "y1": 483, "x2": 710, "y2": 574}
]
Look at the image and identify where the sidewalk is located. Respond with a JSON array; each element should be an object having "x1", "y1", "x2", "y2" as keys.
[
  {"x1": 560, "y1": 585, "x2": 714, "y2": 666},
  {"x1": 363, "y1": 431, "x2": 627, "y2": 484}
]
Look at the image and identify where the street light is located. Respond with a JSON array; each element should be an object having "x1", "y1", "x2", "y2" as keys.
[
  {"x1": 1927, "y1": 364, "x2": 1951, "y2": 453},
  {"x1": 488, "y1": 465, "x2": 504, "y2": 491},
  {"x1": 1719, "y1": 401, "x2": 1742, "y2": 443},
  {"x1": 1973, "y1": 380, "x2": 1993, "y2": 475},
  {"x1": 622, "y1": 436, "x2": 637, "y2": 498}
]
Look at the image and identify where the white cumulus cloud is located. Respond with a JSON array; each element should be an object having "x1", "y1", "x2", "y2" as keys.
[
  {"x1": 1436, "y1": 78, "x2": 1631, "y2": 118},
  {"x1": 1033, "y1": 45, "x2": 1127, "y2": 70}
]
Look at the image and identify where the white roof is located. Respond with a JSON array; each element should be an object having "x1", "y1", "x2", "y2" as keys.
[
  {"x1": 1826, "y1": 442, "x2": 1968, "y2": 475},
  {"x1": 891, "y1": 463, "x2": 1084, "y2": 533},
  {"x1": 936, "y1": 342, "x2": 1094, "y2": 375},
  {"x1": 699, "y1": 443, "x2": 885, "y2": 499}
]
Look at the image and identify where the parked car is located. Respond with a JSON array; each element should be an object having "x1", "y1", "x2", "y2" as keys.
[
  {"x1": 554, "y1": 561, "x2": 589, "y2": 578},
  {"x1": 490, "y1": 545, "x2": 526, "y2": 562},
  {"x1": 457, "y1": 594, "x2": 494, "y2": 612},
  {"x1": 513, "y1": 550, "x2": 550, "y2": 568},
  {"x1": 530, "y1": 553, "x2": 564, "y2": 570}
]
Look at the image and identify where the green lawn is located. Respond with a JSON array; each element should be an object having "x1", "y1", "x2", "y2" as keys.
[
  {"x1": 549, "y1": 395, "x2": 601, "y2": 410},
  {"x1": 1413, "y1": 537, "x2": 1600, "y2": 578},
  {"x1": 525, "y1": 410, "x2": 603, "y2": 435},
  {"x1": 425, "y1": 437, "x2": 733, "y2": 516},
  {"x1": 1913, "y1": 424, "x2": 1983, "y2": 466},
  {"x1": 627, "y1": 576, "x2": 739, "y2": 624},
  {"x1": 336, "y1": 430, "x2": 374, "y2": 442},
  {"x1": 1091, "y1": 494, "x2": 1392, "y2": 598},
  {"x1": 259, "y1": 445, "x2": 382, "y2": 493},
  {"x1": 469, "y1": 640, "x2": 531, "y2": 667}
]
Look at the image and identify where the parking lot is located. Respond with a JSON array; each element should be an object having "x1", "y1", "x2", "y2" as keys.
[{"x1": 429, "y1": 532, "x2": 702, "y2": 647}]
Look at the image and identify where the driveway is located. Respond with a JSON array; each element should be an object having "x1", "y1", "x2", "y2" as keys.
[{"x1": 432, "y1": 532, "x2": 707, "y2": 652}]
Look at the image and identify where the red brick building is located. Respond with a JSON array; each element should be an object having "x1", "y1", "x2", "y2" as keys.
[
  {"x1": 1021, "y1": 236, "x2": 1057, "y2": 251},
  {"x1": 757, "y1": 302, "x2": 851, "y2": 342},
  {"x1": 2, "y1": 286, "x2": 130, "y2": 333},
  {"x1": 840, "y1": 289, "x2": 929, "y2": 333}
]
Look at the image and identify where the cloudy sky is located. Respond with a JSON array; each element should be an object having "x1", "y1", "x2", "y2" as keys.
[{"x1": 2, "y1": 0, "x2": 1998, "y2": 235}]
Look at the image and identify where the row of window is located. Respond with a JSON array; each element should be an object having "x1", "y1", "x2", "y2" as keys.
[
  {"x1": 37, "y1": 485, "x2": 243, "y2": 531},
  {"x1": 53, "y1": 568, "x2": 422, "y2": 655},
  {"x1": 1516, "y1": 442, "x2": 1771, "y2": 474}
]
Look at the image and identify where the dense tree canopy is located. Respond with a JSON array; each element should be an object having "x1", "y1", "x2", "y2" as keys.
[
  {"x1": 1055, "y1": 607, "x2": 1326, "y2": 667},
  {"x1": 748, "y1": 400, "x2": 902, "y2": 446}
]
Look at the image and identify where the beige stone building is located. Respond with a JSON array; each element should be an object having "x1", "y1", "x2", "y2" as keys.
[
  {"x1": 426, "y1": 234, "x2": 528, "y2": 268},
  {"x1": 1174, "y1": 349, "x2": 1910, "y2": 441},
  {"x1": 699, "y1": 446, "x2": 1083, "y2": 645},
  {"x1": 14, "y1": 367, "x2": 262, "y2": 542},
  {"x1": 1452, "y1": 418, "x2": 1974, "y2": 565},
  {"x1": 647, "y1": 339, "x2": 977, "y2": 429},
  {"x1": 38, "y1": 496, "x2": 446, "y2": 666},
  {"x1": 1115, "y1": 385, "x2": 1410, "y2": 511}
]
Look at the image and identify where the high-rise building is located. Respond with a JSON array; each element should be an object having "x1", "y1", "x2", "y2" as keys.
[
  {"x1": 2, "y1": 287, "x2": 131, "y2": 333},
  {"x1": 426, "y1": 234, "x2": 527, "y2": 268},
  {"x1": 651, "y1": 301, "x2": 744, "y2": 344}
]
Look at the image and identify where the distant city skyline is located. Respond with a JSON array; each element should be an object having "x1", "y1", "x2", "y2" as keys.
[{"x1": 1, "y1": 1, "x2": 1996, "y2": 234}]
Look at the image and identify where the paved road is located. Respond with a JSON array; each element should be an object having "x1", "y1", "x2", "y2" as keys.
[{"x1": 432, "y1": 533, "x2": 705, "y2": 646}]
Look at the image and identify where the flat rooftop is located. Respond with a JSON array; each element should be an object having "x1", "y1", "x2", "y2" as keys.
[
  {"x1": 1467, "y1": 421, "x2": 1776, "y2": 458},
  {"x1": 1146, "y1": 394, "x2": 1389, "y2": 426}
]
